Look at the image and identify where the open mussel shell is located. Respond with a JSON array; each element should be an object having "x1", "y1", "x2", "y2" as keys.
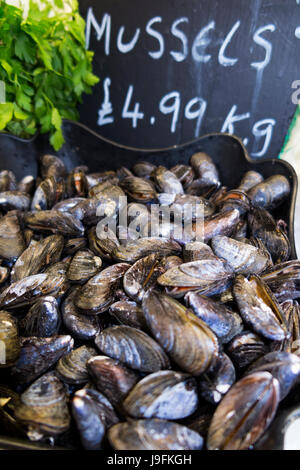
[
  {"x1": 14, "y1": 372, "x2": 70, "y2": 438},
  {"x1": 0, "y1": 311, "x2": 20, "y2": 368},
  {"x1": 72, "y1": 388, "x2": 119, "y2": 450},
  {"x1": 75, "y1": 263, "x2": 130, "y2": 315},
  {"x1": 248, "y1": 206, "x2": 290, "y2": 263},
  {"x1": 142, "y1": 292, "x2": 219, "y2": 375},
  {"x1": 108, "y1": 419, "x2": 203, "y2": 450},
  {"x1": 0, "y1": 211, "x2": 26, "y2": 260},
  {"x1": 20, "y1": 296, "x2": 60, "y2": 337},
  {"x1": 11, "y1": 335, "x2": 74, "y2": 384},
  {"x1": 248, "y1": 174, "x2": 290, "y2": 210},
  {"x1": 62, "y1": 288, "x2": 101, "y2": 341},
  {"x1": 207, "y1": 371, "x2": 280, "y2": 450},
  {"x1": 11, "y1": 234, "x2": 64, "y2": 282},
  {"x1": 0, "y1": 273, "x2": 68, "y2": 310},
  {"x1": 157, "y1": 258, "x2": 233, "y2": 298},
  {"x1": 226, "y1": 331, "x2": 269, "y2": 370},
  {"x1": 123, "y1": 370, "x2": 198, "y2": 420},
  {"x1": 87, "y1": 355, "x2": 140, "y2": 408},
  {"x1": 109, "y1": 300, "x2": 146, "y2": 330},
  {"x1": 56, "y1": 345, "x2": 97, "y2": 385},
  {"x1": 233, "y1": 274, "x2": 288, "y2": 341},
  {"x1": 95, "y1": 325, "x2": 170, "y2": 373},
  {"x1": 67, "y1": 249, "x2": 102, "y2": 283},
  {"x1": 113, "y1": 237, "x2": 182, "y2": 264},
  {"x1": 123, "y1": 253, "x2": 165, "y2": 303},
  {"x1": 198, "y1": 353, "x2": 236, "y2": 405},
  {"x1": 211, "y1": 236, "x2": 269, "y2": 275},
  {"x1": 245, "y1": 351, "x2": 300, "y2": 401},
  {"x1": 185, "y1": 292, "x2": 242, "y2": 344},
  {"x1": 25, "y1": 210, "x2": 85, "y2": 237}
]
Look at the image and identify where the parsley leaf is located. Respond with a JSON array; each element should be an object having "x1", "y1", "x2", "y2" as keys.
[{"x1": 0, "y1": 0, "x2": 99, "y2": 149}]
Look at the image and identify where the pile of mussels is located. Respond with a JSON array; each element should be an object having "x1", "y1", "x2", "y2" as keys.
[{"x1": 0, "y1": 152, "x2": 299, "y2": 450}]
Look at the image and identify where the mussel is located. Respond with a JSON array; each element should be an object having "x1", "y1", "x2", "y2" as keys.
[
  {"x1": 56, "y1": 345, "x2": 97, "y2": 384},
  {"x1": 211, "y1": 236, "x2": 269, "y2": 275},
  {"x1": 0, "y1": 311, "x2": 20, "y2": 368},
  {"x1": 62, "y1": 288, "x2": 101, "y2": 340},
  {"x1": 123, "y1": 370, "x2": 198, "y2": 420},
  {"x1": 74, "y1": 263, "x2": 130, "y2": 315},
  {"x1": 108, "y1": 419, "x2": 203, "y2": 450},
  {"x1": 14, "y1": 372, "x2": 70, "y2": 439},
  {"x1": 185, "y1": 291, "x2": 242, "y2": 343},
  {"x1": 11, "y1": 234, "x2": 64, "y2": 282},
  {"x1": 95, "y1": 325, "x2": 170, "y2": 373},
  {"x1": 248, "y1": 175, "x2": 290, "y2": 210},
  {"x1": 11, "y1": 335, "x2": 73, "y2": 384},
  {"x1": 20, "y1": 296, "x2": 60, "y2": 337},
  {"x1": 87, "y1": 355, "x2": 140, "y2": 408},
  {"x1": 157, "y1": 258, "x2": 234, "y2": 298},
  {"x1": 233, "y1": 274, "x2": 288, "y2": 341},
  {"x1": 109, "y1": 300, "x2": 146, "y2": 330},
  {"x1": 207, "y1": 372, "x2": 279, "y2": 450},
  {"x1": 123, "y1": 253, "x2": 165, "y2": 302},
  {"x1": 198, "y1": 353, "x2": 236, "y2": 404},
  {"x1": 112, "y1": 237, "x2": 181, "y2": 264},
  {"x1": 72, "y1": 388, "x2": 119, "y2": 450},
  {"x1": 142, "y1": 292, "x2": 219, "y2": 375},
  {"x1": 0, "y1": 273, "x2": 68, "y2": 310}
]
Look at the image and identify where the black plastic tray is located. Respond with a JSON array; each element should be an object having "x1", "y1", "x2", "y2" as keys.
[{"x1": 0, "y1": 120, "x2": 298, "y2": 450}]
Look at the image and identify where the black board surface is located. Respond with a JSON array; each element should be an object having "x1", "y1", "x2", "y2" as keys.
[{"x1": 79, "y1": 0, "x2": 300, "y2": 157}]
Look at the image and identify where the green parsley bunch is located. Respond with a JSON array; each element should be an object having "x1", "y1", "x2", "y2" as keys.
[{"x1": 0, "y1": 0, "x2": 99, "y2": 149}]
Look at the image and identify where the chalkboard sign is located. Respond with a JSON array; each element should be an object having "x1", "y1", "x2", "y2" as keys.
[{"x1": 79, "y1": 0, "x2": 300, "y2": 158}]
